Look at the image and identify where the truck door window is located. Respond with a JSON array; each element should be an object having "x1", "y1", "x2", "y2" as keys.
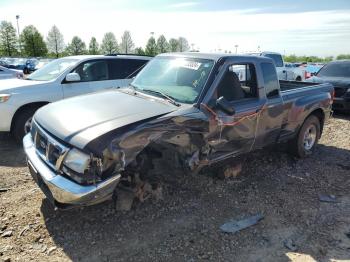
[
  {"x1": 217, "y1": 63, "x2": 258, "y2": 102},
  {"x1": 261, "y1": 62, "x2": 280, "y2": 98},
  {"x1": 73, "y1": 60, "x2": 108, "y2": 82}
]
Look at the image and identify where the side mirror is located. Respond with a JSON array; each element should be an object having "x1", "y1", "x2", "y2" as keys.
[
  {"x1": 311, "y1": 72, "x2": 317, "y2": 76},
  {"x1": 65, "y1": 72, "x2": 81, "y2": 82},
  {"x1": 216, "y1": 96, "x2": 235, "y2": 115}
]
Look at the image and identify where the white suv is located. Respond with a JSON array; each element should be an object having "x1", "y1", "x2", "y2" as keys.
[{"x1": 0, "y1": 55, "x2": 151, "y2": 141}]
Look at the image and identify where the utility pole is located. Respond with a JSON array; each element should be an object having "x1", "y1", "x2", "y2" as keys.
[
  {"x1": 234, "y1": 44, "x2": 239, "y2": 54},
  {"x1": 16, "y1": 15, "x2": 21, "y2": 55}
]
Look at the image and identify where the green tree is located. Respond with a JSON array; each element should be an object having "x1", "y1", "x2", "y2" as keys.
[
  {"x1": 0, "y1": 21, "x2": 18, "y2": 56},
  {"x1": 145, "y1": 36, "x2": 157, "y2": 56},
  {"x1": 101, "y1": 32, "x2": 118, "y2": 54},
  {"x1": 135, "y1": 47, "x2": 145, "y2": 55},
  {"x1": 120, "y1": 31, "x2": 134, "y2": 54},
  {"x1": 336, "y1": 54, "x2": 350, "y2": 60},
  {"x1": 46, "y1": 25, "x2": 64, "y2": 58},
  {"x1": 178, "y1": 37, "x2": 189, "y2": 52},
  {"x1": 66, "y1": 36, "x2": 86, "y2": 55},
  {"x1": 156, "y1": 35, "x2": 169, "y2": 54},
  {"x1": 283, "y1": 54, "x2": 334, "y2": 63},
  {"x1": 324, "y1": 56, "x2": 334, "y2": 62},
  {"x1": 20, "y1": 25, "x2": 47, "y2": 57},
  {"x1": 88, "y1": 37, "x2": 99, "y2": 55},
  {"x1": 169, "y1": 38, "x2": 179, "y2": 52}
]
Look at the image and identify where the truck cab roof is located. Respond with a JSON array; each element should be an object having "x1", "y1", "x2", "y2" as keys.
[{"x1": 157, "y1": 52, "x2": 274, "y2": 63}]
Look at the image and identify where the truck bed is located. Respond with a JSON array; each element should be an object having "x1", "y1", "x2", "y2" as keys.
[{"x1": 279, "y1": 80, "x2": 319, "y2": 92}]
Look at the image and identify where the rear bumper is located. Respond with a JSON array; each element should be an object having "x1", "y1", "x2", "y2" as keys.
[
  {"x1": 333, "y1": 97, "x2": 350, "y2": 111},
  {"x1": 23, "y1": 133, "x2": 120, "y2": 208}
]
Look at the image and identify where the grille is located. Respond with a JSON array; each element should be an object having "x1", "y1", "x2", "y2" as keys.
[
  {"x1": 32, "y1": 121, "x2": 69, "y2": 171},
  {"x1": 334, "y1": 87, "x2": 347, "y2": 97}
]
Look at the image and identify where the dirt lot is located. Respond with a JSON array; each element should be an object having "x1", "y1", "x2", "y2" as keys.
[{"x1": 0, "y1": 114, "x2": 350, "y2": 262}]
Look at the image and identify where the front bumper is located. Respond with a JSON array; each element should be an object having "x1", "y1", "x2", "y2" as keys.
[
  {"x1": 333, "y1": 97, "x2": 350, "y2": 111},
  {"x1": 23, "y1": 134, "x2": 121, "y2": 208}
]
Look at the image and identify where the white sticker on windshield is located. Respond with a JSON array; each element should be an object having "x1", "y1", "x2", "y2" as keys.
[{"x1": 181, "y1": 61, "x2": 201, "y2": 70}]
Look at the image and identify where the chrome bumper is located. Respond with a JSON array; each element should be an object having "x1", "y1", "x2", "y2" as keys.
[{"x1": 23, "y1": 134, "x2": 120, "y2": 207}]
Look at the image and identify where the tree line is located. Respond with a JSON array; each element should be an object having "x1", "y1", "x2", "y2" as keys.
[
  {"x1": 0, "y1": 21, "x2": 190, "y2": 58},
  {"x1": 283, "y1": 54, "x2": 349, "y2": 63},
  {"x1": 2, "y1": 20, "x2": 349, "y2": 61}
]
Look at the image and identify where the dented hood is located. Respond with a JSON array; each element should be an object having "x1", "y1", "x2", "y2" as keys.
[{"x1": 34, "y1": 90, "x2": 177, "y2": 149}]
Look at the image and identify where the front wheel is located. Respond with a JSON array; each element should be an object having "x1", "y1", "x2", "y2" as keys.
[
  {"x1": 288, "y1": 115, "x2": 320, "y2": 158},
  {"x1": 12, "y1": 108, "x2": 37, "y2": 143}
]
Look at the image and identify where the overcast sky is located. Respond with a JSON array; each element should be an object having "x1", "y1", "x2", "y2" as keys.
[{"x1": 1, "y1": 0, "x2": 350, "y2": 56}]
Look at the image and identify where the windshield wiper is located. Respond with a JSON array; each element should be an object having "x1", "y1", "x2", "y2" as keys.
[{"x1": 141, "y1": 89, "x2": 181, "y2": 107}]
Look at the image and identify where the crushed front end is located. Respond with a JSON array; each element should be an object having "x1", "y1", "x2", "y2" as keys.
[{"x1": 23, "y1": 120, "x2": 121, "y2": 208}]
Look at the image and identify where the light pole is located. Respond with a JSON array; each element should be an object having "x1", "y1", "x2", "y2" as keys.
[
  {"x1": 234, "y1": 44, "x2": 239, "y2": 54},
  {"x1": 16, "y1": 15, "x2": 21, "y2": 54}
]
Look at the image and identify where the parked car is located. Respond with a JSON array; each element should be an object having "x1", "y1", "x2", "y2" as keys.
[
  {"x1": 23, "y1": 53, "x2": 333, "y2": 208},
  {"x1": 307, "y1": 60, "x2": 350, "y2": 112},
  {"x1": 24, "y1": 58, "x2": 55, "y2": 74},
  {"x1": 303, "y1": 64, "x2": 322, "y2": 79},
  {"x1": 7, "y1": 58, "x2": 27, "y2": 70},
  {"x1": 23, "y1": 58, "x2": 39, "y2": 74},
  {"x1": 248, "y1": 52, "x2": 306, "y2": 81},
  {"x1": 0, "y1": 54, "x2": 152, "y2": 141},
  {"x1": 0, "y1": 59, "x2": 9, "y2": 68},
  {"x1": 0, "y1": 65, "x2": 23, "y2": 80}
]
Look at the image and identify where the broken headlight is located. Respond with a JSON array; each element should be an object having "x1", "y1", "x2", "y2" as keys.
[
  {"x1": 63, "y1": 148, "x2": 90, "y2": 174},
  {"x1": 62, "y1": 148, "x2": 96, "y2": 184}
]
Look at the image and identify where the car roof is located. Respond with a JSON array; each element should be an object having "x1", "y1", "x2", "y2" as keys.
[
  {"x1": 66, "y1": 55, "x2": 152, "y2": 61},
  {"x1": 157, "y1": 52, "x2": 273, "y2": 63}
]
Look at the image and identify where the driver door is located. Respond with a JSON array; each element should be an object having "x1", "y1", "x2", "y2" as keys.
[{"x1": 203, "y1": 63, "x2": 265, "y2": 161}]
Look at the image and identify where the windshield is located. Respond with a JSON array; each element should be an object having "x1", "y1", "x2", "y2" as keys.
[
  {"x1": 27, "y1": 58, "x2": 78, "y2": 81},
  {"x1": 317, "y1": 62, "x2": 350, "y2": 78},
  {"x1": 132, "y1": 57, "x2": 215, "y2": 104}
]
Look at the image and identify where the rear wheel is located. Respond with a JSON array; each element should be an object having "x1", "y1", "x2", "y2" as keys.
[
  {"x1": 296, "y1": 76, "x2": 302, "y2": 81},
  {"x1": 289, "y1": 115, "x2": 320, "y2": 158},
  {"x1": 12, "y1": 107, "x2": 38, "y2": 143}
]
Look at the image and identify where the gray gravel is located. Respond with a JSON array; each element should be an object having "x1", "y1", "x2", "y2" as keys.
[{"x1": 0, "y1": 114, "x2": 349, "y2": 262}]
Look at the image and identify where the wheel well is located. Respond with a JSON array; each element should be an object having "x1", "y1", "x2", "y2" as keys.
[
  {"x1": 309, "y1": 108, "x2": 325, "y2": 135},
  {"x1": 10, "y1": 102, "x2": 49, "y2": 132},
  {"x1": 296, "y1": 76, "x2": 302, "y2": 81}
]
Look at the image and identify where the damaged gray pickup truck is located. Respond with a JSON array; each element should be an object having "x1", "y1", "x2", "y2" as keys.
[{"x1": 23, "y1": 53, "x2": 334, "y2": 209}]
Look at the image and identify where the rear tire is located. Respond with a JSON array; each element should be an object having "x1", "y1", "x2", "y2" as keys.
[
  {"x1": 288, "y1": 115, "x2": 320, "y2": 158},
  {"x1": 12, "y1": 108, "x2": 38, "y2": 143}
]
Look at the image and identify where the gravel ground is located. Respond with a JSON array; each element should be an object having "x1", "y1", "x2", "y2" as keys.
[{"x1": 0, "y1": 114, "x2": 349, "y2": 262}]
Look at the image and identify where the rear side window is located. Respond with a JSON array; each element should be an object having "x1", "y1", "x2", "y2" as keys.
[
  {"x1": 261, "y1": 62, "x2": 280, "y2": 98},
  {"x1": 108, "y1": 59, "x2": 148, "y2": 79},
  {"x1": 264, "y1": 54, "x2": 283, "y2": 67}
]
